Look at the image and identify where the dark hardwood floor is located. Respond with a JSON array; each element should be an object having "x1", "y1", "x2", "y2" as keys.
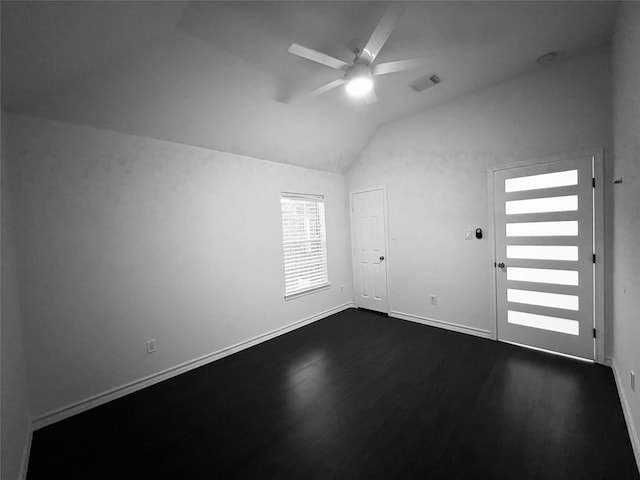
[{"x1": 27, "y1": 308, "x2": 639, "y2": 479}]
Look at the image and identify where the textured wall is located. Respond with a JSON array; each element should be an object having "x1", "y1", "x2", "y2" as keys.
[
  {"x1": 1, "y1": 119, "x2": 32, "y2": 480},
  {"x1": 348, "y1": 49, "x2": 613, "y2": 343},
  {"x1": 4, "y1": 113, "x2": 353, "y2": 419},
  {"x1": 612, "y1": 2, "x2": 640, "y2": 465}
]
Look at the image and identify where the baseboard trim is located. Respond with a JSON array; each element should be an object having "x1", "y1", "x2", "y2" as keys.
[
  {"x1": 19, "y1": 426, "x2": 33, "y2": 480},
  {"x1": 610, "y1": 357, "x2": 640, "y2": 473},
  {"x1": 389, "y1": 310, "x2": 492, "y2": 339},
  {"x1": 32, "y1": 302, "x2": 355, "y2": 430}
]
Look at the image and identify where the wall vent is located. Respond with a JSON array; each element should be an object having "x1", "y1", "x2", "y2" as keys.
[{"x1": 409, "y1": 74, "x2": 441, "y2": 92}]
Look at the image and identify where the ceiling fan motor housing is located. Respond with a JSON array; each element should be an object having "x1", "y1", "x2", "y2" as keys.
[{"x1": 346, "y1": 62, "x2": 372, "y2": 81}]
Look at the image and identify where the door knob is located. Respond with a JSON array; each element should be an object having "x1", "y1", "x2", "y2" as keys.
[
  {"x1": 497, "y1": 262, "x2": 505, "y2": 268},
  {"x1": 379, "y1": 256, "x2": 385, "y2": 261}
]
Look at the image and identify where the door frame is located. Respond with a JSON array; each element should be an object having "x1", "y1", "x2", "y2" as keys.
[
  {"x1": 349, "y1": 186, "x2": 391, "y2": 313},
  {"x1": 487, "y1": 149, "x2": 605, "y2": 364}
]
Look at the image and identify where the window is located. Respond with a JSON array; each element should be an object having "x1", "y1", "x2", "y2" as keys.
[{"x1": 280, "y1": 193, "x2": 329, "y2": 299}]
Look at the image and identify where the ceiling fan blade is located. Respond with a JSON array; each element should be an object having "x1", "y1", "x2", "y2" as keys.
[
  {"x1": 288, "y1": 43, "x2": 350, "y2": 71},
  {"x1": 373, "y1": 58, "x2": 429, "y2": 76},
  {"x1": 361, "y1": 4, "x2": 404, "y2": 64},
  {"x1": 309, "y1": 78, "x2": 346, "y2": 97}
]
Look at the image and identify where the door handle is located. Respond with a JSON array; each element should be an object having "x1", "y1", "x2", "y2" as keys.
[
  {"x1": 379, "y1": 256, "x2": 385, "y2": 261},
  {"x1": 497, "y1": 262, "x2": 505, "y2": 268}
]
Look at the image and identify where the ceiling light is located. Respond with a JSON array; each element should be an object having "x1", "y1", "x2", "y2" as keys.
[
  {"x1": 346, "y1": 76, "x2": 373, "y2": 97},
  {"x1": 345, "y1": 63, "x2": 373, "y2": 98}
]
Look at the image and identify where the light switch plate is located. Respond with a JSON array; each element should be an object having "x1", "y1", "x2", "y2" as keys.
[{"x1": 146, "y1": 339, "x2": 157, "y2": 354}]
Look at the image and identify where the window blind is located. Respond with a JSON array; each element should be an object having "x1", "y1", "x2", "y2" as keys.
[{"x1": 280, "y1": 194, "x2": 329, "y2": 299}]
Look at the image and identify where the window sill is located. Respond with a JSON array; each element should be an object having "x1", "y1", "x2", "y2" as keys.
[{"x1": 284, "y1": 283, "x2": 331, "y2": 301}]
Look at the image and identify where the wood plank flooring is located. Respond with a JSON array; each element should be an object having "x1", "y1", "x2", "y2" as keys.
[{"x1": 27, "y1": 308, "x2": 639, "y2": 479}]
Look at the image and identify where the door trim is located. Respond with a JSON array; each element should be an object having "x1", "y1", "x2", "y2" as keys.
[
  {"x1": 487, "y1": 149, "x2": 605, "y2": 364},
  {"x1": 350, "y1": 186, "x2": 390, "y2": 314}
]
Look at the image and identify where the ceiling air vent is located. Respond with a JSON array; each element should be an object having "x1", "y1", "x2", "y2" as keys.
[{"x1": 409, "y1": 74, "x2": 441, "y2": 93}]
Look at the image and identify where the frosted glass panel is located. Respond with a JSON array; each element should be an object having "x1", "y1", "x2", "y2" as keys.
[
  {"x1": 506, "y1": 221, "x2": 578, "y2": 237},
  {"x1": 507, "y1": 267, "x2": 579, "y2": 286},
  {"x1": 507, "y1": 245, "x2": 578, "y2": 261},
  {"x1": 505, "y1": 195, "x2": 577, "y2": 215},
  {"x1": 508, "y1": 310, "x2": 579, "y2": 336},
  {"x1": 505, "y1": 170, "x2": 578, "y2": 192},
  {"x1": 507, "y1": 288, "x2": 579, "y2": 310}
]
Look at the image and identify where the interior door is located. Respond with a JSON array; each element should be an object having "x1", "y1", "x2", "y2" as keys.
[
  {"x1": 493, "y1": 156, "x2": 595, "y2": 360},
  {"x1": 352, "y1": 189, "x2": 388, "y2": 313}
]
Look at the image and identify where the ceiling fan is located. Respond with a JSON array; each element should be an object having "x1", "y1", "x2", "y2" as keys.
[{"x1": 288, "y1": 4, "x2": 427, "y2": 102}]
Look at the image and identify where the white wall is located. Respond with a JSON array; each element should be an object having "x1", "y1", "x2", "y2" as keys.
[
  {"x1": 1, "y1": 122, "x2": 32, "y2": 479},
  {"x1": 612, "y1": 2, "x2": 640, "y2": 464},
  {"x1": 348, "y1": 49, "x2": 613, "y2": 341},
  {"x1": 3, "y1": 113, "x2": 353, "y2": 419}
]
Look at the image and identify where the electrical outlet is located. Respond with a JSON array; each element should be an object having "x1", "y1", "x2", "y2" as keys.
[
  {"x1": 430, "y1": 295, "x2": 438, "y2": 305},
  {"x1": 146, "y1": 339, "x2": 156, "y2": 354},
  {"x1": 631, "y1": 371, "x2": 636, "y2": 392}
]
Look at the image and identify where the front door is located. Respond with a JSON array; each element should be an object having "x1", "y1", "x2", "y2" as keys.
[
  {"x1": 493, "y1": 156, "x2": 595, "y2": 360},
  {"x1": 351, "y1": 188, "x2": 388, "y2": 313}
]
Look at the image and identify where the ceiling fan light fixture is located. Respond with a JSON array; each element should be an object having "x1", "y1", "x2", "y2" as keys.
[
  {"x1": 345, "y1": 63, "x2": 373, "y2": 98},
  {"x1": 346, "y1": 76, "x2": 374, "y2": 98}
]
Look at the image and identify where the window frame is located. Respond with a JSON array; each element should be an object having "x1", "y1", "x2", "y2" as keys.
[{"x1": 280, "y1": 192, "x2": 330, "y2": 300}]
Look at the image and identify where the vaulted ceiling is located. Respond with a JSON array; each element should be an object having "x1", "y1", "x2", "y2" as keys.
[{"x1": 1, "y1": 1, "x2": 616, "y2": 173}]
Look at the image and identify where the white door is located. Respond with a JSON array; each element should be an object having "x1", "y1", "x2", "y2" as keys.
[
  {"x1": 493, "y1": 156, "x2": 595, "y2": 360},
  {"x1": 351, "y1": 189, "x2": 388, "y2": 313}
]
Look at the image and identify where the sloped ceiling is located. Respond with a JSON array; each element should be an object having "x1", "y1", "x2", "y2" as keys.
[{"x1": 1, "y1": 1, "x2": 616, "y2": 173}]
